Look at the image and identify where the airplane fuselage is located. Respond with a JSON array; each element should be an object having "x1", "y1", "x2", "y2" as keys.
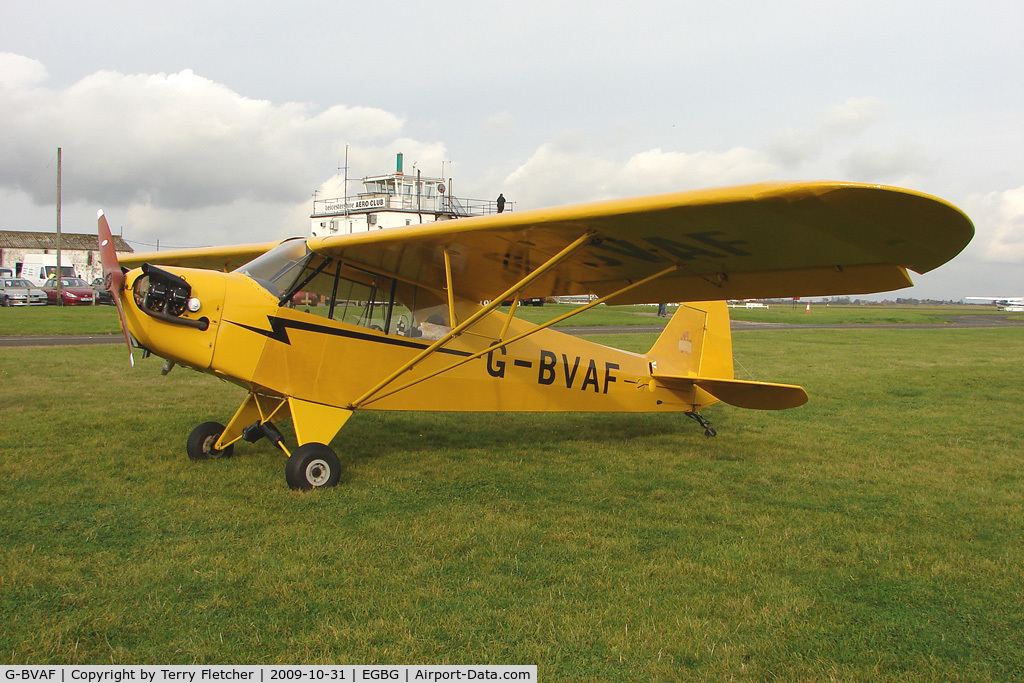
[{"x1": 121, "y1": 266, "x2": 716, "y2": 418}]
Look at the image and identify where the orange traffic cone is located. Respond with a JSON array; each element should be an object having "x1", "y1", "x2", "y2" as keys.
[{"x1": 805, "y1": 303, "x2": 811, "y2": 313}]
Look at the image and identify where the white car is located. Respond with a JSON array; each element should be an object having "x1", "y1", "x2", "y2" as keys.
[{"x1": 1, "y1": 278, "x2": 48, "y2": 306}]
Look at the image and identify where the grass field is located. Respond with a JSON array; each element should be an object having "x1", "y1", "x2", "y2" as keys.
[
  {"x1": 1, "y1": 326, "x2": 1022, "y2": 679},
  {"x1": 0, "y1": 302, "x2": 1009, "y2": 336},
  {"x1": 513, "y1": 303, "x2": 1007, "y2": 327}
]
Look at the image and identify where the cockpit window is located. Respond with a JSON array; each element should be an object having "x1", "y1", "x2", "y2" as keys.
[
  {"x1": 235, "y1": 239, "x2": 455, "y2": 340},
  {"x1": 234, "y1": 238, "x2": 312, "y2": 298}
]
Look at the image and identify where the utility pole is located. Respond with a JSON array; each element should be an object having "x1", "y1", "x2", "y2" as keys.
[
  {"x1": 343, "y1": 144, "x2": 350, "y2": 226},
  {"x1": 56, "y1": 147, "x2": 62, "y2": 306}
]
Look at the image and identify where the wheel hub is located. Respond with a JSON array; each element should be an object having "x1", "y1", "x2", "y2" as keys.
[{"x1": 304, "y1": 459, "x2": 332, "y2": 486}]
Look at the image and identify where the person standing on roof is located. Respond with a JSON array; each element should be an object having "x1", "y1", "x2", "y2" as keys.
[{"x1": 496, "y1": 193, "x2": 506, "y2": 213}]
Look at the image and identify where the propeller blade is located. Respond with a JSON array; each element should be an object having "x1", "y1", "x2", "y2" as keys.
[{"x1": 97, "y1": 210, "x2": 135, "y2": 367}]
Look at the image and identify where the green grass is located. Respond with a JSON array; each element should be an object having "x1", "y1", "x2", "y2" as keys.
[
  {"x1": 0, "y1": 303, "x2": 1007, "y2": 336},
  {"x1": 512, "y1": 303, "x2": 669, "y2": 327},
  {"x1": 0, "y1": 305, "x2": 122, "y2": 335},
  {"x1": 1, "y1": 329, "x2": 1022, "y2": 679},
  {"x1": 725, "y1": 303, "x2": 1003, "y2": 325},
  {"x1": 514, "y1": 303, "x2": 1007, "y2": 327}
]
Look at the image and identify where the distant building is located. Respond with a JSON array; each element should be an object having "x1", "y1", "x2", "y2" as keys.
[
  {"x1": 0, "y1": 230, "x2": 134, "y2": 283},
  {"x1": 311, "y1": 154, "x2": 511, "y2": 237}
]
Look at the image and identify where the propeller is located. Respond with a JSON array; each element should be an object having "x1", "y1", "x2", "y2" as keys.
[{"x1": 97, "y1": 210, "x2": 135, "y2": 367}]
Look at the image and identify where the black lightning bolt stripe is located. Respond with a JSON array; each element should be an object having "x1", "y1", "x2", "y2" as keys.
[{"x1": 228, "y1": 316, "x2": 472, "y2": 357}]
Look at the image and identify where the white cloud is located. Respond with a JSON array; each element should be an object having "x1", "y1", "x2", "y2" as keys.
[
  {"x1": 1, "y1": 50, "x2": 1015, "y2": 305},
  {"x1": 765, "y1": 127, "x2": 823, "y2": 168},
  {"x1": 962, "y1": 185, "x2": 1024, "y2": 264},
  {"x1": 822, "y1": 96, "x2": 887, "y2": 136},
  {"x1": 766, "y1": 96, "x2": 888, "y2": 169},
  {"x1": 0, "y1": 53, "x2": 47, "y2": 90},
  {"x1": 481, "y1": 111, "x2": 517, "y2": 139},
  {"x1": 839, "y1": 142, "x2": 935, "y2": 184},
  {"x1": 314, "y1": 138, "x2": 450, "y2": 199},
  {"x1": 121, "y1": 199, "x2": 305, "y2": 249},
  {"x1": 503, "y1": 143, "x2": 778, "y2": 208},
  {"x1": 0, "y1": 57, "x2": 404, "y2": 211}
]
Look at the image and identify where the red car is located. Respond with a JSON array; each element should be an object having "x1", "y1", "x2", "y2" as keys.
[{"x1": 42, "y1": 276, "x2": 95, "y2": 306}]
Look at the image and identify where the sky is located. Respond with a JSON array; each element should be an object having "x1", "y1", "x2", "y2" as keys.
[{"x1": 1, "y1": 0, "x2": 1021, "y2": 300}]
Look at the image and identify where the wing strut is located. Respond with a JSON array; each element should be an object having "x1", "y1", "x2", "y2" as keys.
[
  {"x1": 356, "y1": 264, "x2": 680, "y2": 408},
  {"x1": 498, "y1": 296, "x2": 521, "y2": 339},
  {"x1": 443, "y1": 248, "x2": 459, "y2": 326},
  {"x1": 347, "y1": 232, "x2": 597, "y2": 409}
]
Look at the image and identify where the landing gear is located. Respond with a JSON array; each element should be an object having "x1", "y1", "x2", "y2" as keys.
[
  {"x1": 242, "y1": 420, "x2": 285, "y2": 447},
  {"x1": 188, "y1": 393, "x2": 352, "y2": 489},
  {"x1": 186, "y1": 421, "x2": 235, "y2": 459},
  {"x1": 285, "y1": 443, "x2": 342, "y2": 490},
  {"x1": 685, "y1": 411, "x2": 718, "y2": 437}
]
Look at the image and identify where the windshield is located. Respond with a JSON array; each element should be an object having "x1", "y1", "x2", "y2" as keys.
[
  {"x1": 233, "y1": 238, "x2": 311, "y2": 298},
  {"x1": 45, "y1": 266, "x2": 77, "y2": 277},
  {"x1": 4, "y1": 279, "x2": 33, "y2": 287}
]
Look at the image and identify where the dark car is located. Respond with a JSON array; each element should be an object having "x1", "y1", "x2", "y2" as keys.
[
  {"x1": 91, "y1": 277, "x2": 114, "y2": 305},
  {"x1": 42, "y1": 276, "x2": 95, "y2": 306},
  {"x1": 501, "y1": 297, "x2": 545, "y2": 306}
]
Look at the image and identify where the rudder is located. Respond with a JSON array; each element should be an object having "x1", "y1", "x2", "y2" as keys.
[
  {"x1": 646, "y1": 301, "x2": 734, "y2": 380},
  {"x1": 646, "y1": 302, "x2": 807, "y2": 411}
]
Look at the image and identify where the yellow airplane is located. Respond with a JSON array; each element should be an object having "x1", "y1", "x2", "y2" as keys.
[{"x1": 98, "y1": 181, "x2": 973, "y2": 489}]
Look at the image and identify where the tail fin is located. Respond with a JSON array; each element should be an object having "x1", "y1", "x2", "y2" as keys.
[
  {"x1": 647, "y1": 301, "x2": 735, "y2": 380},
  {"x1": 647, "y1": 302, "x2": 807, "y2": 410}
]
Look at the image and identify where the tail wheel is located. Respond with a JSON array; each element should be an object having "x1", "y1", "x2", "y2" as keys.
[
  {"x1": 186, "y1": 421, "x2": 235, "y2": 460},
  {"x1": 285, "y1": 443, "x2": 342, "y2": 490}
]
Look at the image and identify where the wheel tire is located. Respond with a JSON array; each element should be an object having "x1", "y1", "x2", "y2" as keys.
[
  {"x1": 1, "y1": 296, "x2": 9, "y2": 307},
  {"x1": 285, "y1": 443, "x2": 342, "y2": 490},
  {"x1": 186, "y1": 421, "x2": 234, "y2": 460}
]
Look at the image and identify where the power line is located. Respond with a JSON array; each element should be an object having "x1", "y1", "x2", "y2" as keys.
[{"x1": 124, "y1": 238, "x2": 212, "y2": 250}]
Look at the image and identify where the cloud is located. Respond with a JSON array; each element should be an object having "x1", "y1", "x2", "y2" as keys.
[
  {"x1": 0, "y1": 54, "x2": 404, "y2": 211},
  {"x1": 764, "y1": 127, "x2": 823, "y2": 168},
  {"x1": 822, "y1": 96, "x2": 887, "y2": 135},
  {"x1": 121, "y1": 199, "x2": 304, "y2": 249},
  {"x1": 962, "y1": 185, "x2": 1024, "y2": 264},
  {"x1": 0, "y1": 53, "x2": 48, "y2": 90},
  {"x1": 481, "y1": 111, "x2": 517, "y2": 139},
  {"x1": 838, "y1": 142, "x2": 935, "y2": 184},
  {"x1": 314, "y1": 138, "x2": 450, "y2": 199},
  {"x1": 766, "y1": 96, "x2": 888, "y2": 168},
  {"x1": 503, "y1": 143, "x2": 778, "y2": 208}
]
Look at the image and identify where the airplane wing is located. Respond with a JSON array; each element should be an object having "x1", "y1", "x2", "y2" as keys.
[
  {"x1": 118, "y1": 240, "x2": 284, "y2": 272},
  {"x1": 966, "y1": 297, "x2": 1023, "y2": 303},
  {"x1": 305, "y1": 181, "x2": 974, "y2": 304}
]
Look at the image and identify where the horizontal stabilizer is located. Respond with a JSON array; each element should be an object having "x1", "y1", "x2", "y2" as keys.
[{"x1": 653, "y1": 374, "x2": 808, "y2": 411}]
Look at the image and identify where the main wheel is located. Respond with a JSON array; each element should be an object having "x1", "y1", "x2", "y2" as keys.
[
  {"x1": 285, "y1": 443, "x2": 342, "y2": 490},
  {"x1": 186, "y1": 421, "x2": 235, "y2": 460}
]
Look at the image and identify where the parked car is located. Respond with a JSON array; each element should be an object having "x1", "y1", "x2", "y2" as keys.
[
  {"x1": 289, "y1": 291, "x2": 321, "y2": 306},
  {"x1": 501, "y1": 297, "x2": 545, "y2": 306},
  {"x1": 91, "y1": 277, "x2": 114, "y2": 305},
  {"x1": 1, "y1": 277, "x2": 48, "y2": 306},
  {"x1": 42, "y1": 276, "x2": 95, "y2": 306}
]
